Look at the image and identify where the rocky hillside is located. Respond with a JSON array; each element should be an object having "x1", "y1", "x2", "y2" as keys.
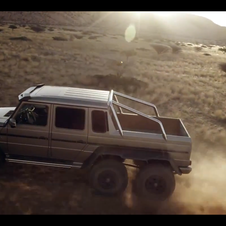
[{"x1": 0, "y1": 11, "x2": 226, "y2": 44}]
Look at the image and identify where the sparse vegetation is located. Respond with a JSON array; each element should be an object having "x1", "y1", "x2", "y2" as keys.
[
  {"x1": 9, "y1": 36, "x2": 31, "y2": 41},
  {"x1": 29, "y1": 26, "x2": 45, "y2": 33},
  {"x1": 8, "y1": 24, "x2": 17, "y2": 31},
  {"x1": 82, "y1": 30, "x2": 93, "y2": 35},
  {"x1": 203, "y1": 53, "x2": 211, "y2": 56},
  {"x1": 136, "y1": 47, "x2": 149, "y2": 52},
  {"x1": 88, "y1": 35, "x2": 99, "y2": 40},
  {"x1": 52, "y1": 36, "x2": 68, "y2": 41},
  {"x1": 74, "y1": 34, "x2": 83, "y2": 39},
  {"x1": 194, "y1": 46, "x2": 202, "y2": 52},
  {"x1": 219, "y1": 62, "x2": 226, "y2": 73},
  {"x1": 219, "y1": 47, "x2": 226, "y2": 53}
]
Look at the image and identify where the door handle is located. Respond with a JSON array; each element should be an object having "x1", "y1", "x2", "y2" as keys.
[{"x1": 77, "y1": 140, "x2": 84, "y2": 143}]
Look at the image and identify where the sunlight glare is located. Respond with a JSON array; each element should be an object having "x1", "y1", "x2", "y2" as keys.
[{"x1": 135, "y1": 11, "x2": 172, "y2": 17}]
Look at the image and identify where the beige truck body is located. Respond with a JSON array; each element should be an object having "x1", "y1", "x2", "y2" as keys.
[{"x1": 0, "y1": 84, "x2": 192, "y2": 174}]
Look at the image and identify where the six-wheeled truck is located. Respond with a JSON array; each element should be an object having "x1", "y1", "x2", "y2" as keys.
[{"x1": 0, "y1": 84, "x2": 192, "y2": 201}]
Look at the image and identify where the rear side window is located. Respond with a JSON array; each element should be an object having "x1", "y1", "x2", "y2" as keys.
[
  {"x1": 92, "y1": 110, "x2": 109, "y2": 133},
  {"x1": 55, "y1": 107, "x2": 85, "y2": 130}
]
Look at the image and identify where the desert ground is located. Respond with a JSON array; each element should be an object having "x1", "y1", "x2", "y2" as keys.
[{"x1": 1, "y1": 21, "x2": 226, "y2": 214}]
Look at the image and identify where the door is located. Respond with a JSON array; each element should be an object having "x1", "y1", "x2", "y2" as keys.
[
  {"x1": 7, "y1": 102, "x2": 51, "y2": 159},
  {"x1": 50, "y1": 105, "x2": 88, "y2": 162}
]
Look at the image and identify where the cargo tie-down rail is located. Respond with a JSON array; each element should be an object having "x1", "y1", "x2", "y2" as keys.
[{"x1": 108, "y1": 90, "x2": 167, "y2": 140}]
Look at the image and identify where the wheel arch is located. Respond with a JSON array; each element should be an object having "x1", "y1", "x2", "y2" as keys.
[{"x1": 81, "y1": 146, "x2": 181, "y2": 175}]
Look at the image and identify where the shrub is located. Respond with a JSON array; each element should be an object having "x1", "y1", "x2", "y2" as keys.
[
  {"x1": 82, "y1": 30, "x2": 93, "y2": 35},
  {"x1": 74, "y1": 34, "x2": 83, "y2": 39},
  {"x1": 219, "y1": 47, "x2": 226, "y2": 53},
  {"x1": 88, "y1": 36, "x2": 98, "y2": 40},
  {"x1": 150, "y1": 43, "x2": 171, "y2": 54},
  {"x1": 8, "y1": 25, "x2": 17, "y2": 31},
  {"x1": 9, "y1": 36, "x2": 32, "y2": 41},
  {"x1": 30, "y1": 26, "x2": 45, "y2": 33},
  {"x1": 194, "y1": 46, "x2": 202, "y2": 52},
  {"x1": 175, "y1": 41, "x2": 181, "y2": 46},
  {"x1": 219, "y1": 63, "x2": 226, "y2": 73},
  {"x1": 52, "y1": 36, "x2": 68, "y2": 41},
  {"x1": 136, "y1": 47, "x2": 149, "y2": 52}
]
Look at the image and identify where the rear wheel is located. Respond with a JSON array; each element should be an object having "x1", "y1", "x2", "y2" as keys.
[
  {"x1": 89, "y1": 159, "x2": 128, "y2": 196},
  {"x1": 134, "y1": 163, "x2": 175, "y2": 201}
]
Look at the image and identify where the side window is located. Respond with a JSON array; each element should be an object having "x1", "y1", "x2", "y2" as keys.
[
  {"x1": 15, "y1": 103, "x2": 48, "y2": 126},
  {"x1": 55, "y1": 107, "x2": 85, "y2": 130},
  {"x1": 92, "y1": 110, "x2": 109, "y2": 133}
]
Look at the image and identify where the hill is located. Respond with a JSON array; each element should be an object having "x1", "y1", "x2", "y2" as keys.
[{"x1": 0, "y1": 12, "x2": 226, "y2": 44}]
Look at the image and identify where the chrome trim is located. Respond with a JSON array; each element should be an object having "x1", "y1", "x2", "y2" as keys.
[
  {"x1": 113, "y1": 91, "x2": 160, "y2": 117},
  {"x1": 108, "y1": 90, "x2": 114, "y2": 106},
  {"x1": 112, "y1": 100, "x2": 167, "y2": 140},
  {"x1": 6, "y1": 158, "x2": 82, "y2": 169},
  {"x1": 110, "y1": 104, "x2": 123, "y2": 136},
  {"x1": 113, "y1": 94, "x2": 123, "y2": 114}
]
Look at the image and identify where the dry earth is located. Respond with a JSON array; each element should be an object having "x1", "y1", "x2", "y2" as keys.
[{"x1": 1, "y1": 18, "x2": 226, "y2": 214}]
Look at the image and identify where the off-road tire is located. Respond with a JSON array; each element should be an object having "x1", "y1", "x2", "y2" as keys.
[
  {"x1": 89, "y1": 159, "x2": 128, "y2": 196},
  {"x1": 134, "y1": 163, "x2": 175, "y2": 201}
]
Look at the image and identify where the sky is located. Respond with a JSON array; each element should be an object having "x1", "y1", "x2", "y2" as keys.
[{"x1": 154, "y1": 12, "x2": 226, "y2": 27}]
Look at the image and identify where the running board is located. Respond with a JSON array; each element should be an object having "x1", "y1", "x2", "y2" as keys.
[{"x1": 5, "y1": 158, "x2": 82, "y2": 169}]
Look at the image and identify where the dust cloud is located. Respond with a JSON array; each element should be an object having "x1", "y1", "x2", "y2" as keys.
[{"x1": 124, "y1": 141, "x2": 226, "y2": 214}]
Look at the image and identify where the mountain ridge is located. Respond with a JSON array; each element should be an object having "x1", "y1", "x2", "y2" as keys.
[{"x1": 0, "y1": 12, "x2": 226, "y2": 43}]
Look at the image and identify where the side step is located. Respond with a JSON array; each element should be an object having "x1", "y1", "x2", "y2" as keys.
[{"x1": 5, "y1": 158, "x2": 82, "y2": 169}]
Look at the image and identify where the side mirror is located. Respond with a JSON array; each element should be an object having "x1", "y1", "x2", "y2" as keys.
[{"x1": 9, "y1": 118, "x2": 16, "y2": 128}]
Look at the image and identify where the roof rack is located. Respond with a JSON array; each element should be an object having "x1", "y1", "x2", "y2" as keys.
[{"x1": 110, "y1": 90, "x2": 167, "y2": 140}]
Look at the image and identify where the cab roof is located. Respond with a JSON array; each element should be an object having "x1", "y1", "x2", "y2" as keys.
[{"x1": 18, "y1": 84, "x2": 112, "y2": 109}]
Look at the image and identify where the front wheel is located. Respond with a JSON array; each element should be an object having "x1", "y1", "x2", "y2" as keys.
[
  {"x1": 134, "y1": 163, "x2": 175, "y2": 201},
  {"x1": 89, "y1": 159, "x2": 128, "y2": 196}
]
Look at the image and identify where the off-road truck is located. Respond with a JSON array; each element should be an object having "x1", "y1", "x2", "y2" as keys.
[{"x1": 0, "y1": 84, "x2": 192, "y2": 201}]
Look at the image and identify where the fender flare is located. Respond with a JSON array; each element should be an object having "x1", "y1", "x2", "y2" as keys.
[{"x1": 81, "y1": 146, "x2": 181, "y2": 175}]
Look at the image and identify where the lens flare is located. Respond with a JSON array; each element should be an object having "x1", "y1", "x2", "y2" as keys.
[{"x1": 125, "y1": 24, "x2": 136, "y2": 43}]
